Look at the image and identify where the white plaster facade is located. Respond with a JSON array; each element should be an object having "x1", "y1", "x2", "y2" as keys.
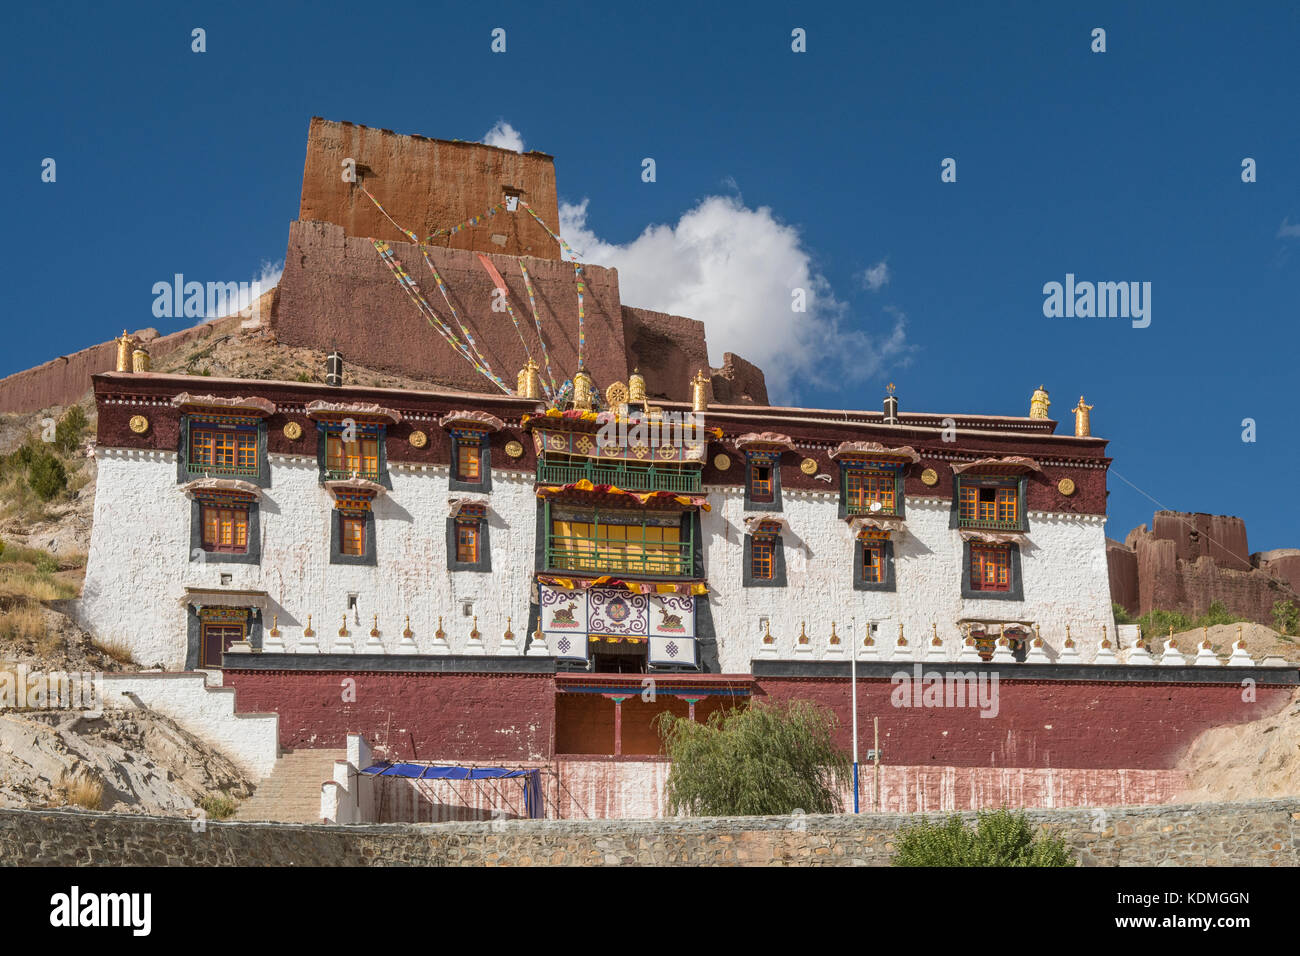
[
  {"x1": 82, "y1": 448, "x2": 539, "y2": 671},
  {"x1": 83, "y1": 449, "x2": 1113, "y2": 674},
  {"x1": 701, "y1": 487, "x2": 1114, "y2": 671}
]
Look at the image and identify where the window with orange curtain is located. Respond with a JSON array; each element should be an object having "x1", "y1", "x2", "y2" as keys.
[
  {"x1": 326, "y1": 434, "x2": 379, "y2": 477},
  {"x1": 190, "y1": 427, "x2": 257, "y2": 473},
  {"x1": 200, "y1": 504, "x2": 249, "y2": 553},
  {"x1": 340, "y1": 514, "x2": 366, "y2": 556},
  {"x1": 970, "y1": 545, "x2": 1011, "y2": 591},
  {"x1": 457, "y1": 443, "x2": 481, "y2": 481}
]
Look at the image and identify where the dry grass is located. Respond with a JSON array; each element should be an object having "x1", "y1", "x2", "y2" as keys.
[
  {"x1": 55, "y1": 769, "x2": 104, "y2": 810},
  {"x1": 92, "y1": 636, "x2": 134, "y2": 665},
  {"x1": 0, "y1": 602, "x2": 47, "y2": 642}
]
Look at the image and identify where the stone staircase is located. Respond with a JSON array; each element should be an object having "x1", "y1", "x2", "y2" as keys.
[{"x1": 233, "y1": 748, "x2": 345, "y2": 823}]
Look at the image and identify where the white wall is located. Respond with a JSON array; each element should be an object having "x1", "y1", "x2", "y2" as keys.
[
  {"x1": 82, "y1": 448, "x2": 538, "y2": 670},
  {"x1": 83, "y1": 450, "x2": 1113, "y2": 674},
  {"x1": 701, "y1": 488, "x2": 1113, "y2": 670}
]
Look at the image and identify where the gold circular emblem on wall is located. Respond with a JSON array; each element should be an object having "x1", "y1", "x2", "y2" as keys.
[
  {"x1": 800, "y1": 457, "x2": 818, "y2": 475},
  {"x1": 605, "y1": 382, "x2": 629, "y2": 407},
  {"x1": 282, "y1": 421, "x2": 303, "y2": 440},
  {"x1": 713, "y1": 453, "x2": 732, "y2": 471},
  {"x1": 409, "y1": 429, "x2": 428, "y2": 448},
  {"x1": 505, "y1": 440, "x2": 525, "y2": 459},
  {"x1": 920, "y1": 468, "x2": 939, "y2": 486},
  {"x1": 1058, "y1": 477, "x2": 1077, "y2": 496},
  {"x1": 128, "y1": 414, "x2": 149, "y2": 434}
]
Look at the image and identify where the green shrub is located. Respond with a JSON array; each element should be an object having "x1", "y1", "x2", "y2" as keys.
[
  {"x1": 893, "y1": 809, "x2": 1075, "y2": 867},
  {"x1": 657, "y1": 699, "x2": 849, "y2": 817},
  {"x1": 54, "y1": 405, "x2": 87, "y2": 456},
  {"x1": 1272, "y1": 600, "x2": 1299, "y2": 636},
  {"x1": 26, "y1": 450, "x2": 67, "y2": 501},
  {"x1": 200, "y1": 794, "x2": 238, "y2": 820},
  {"x1": 1112, "y1": 602, "x2": 1134, "y2": 625}
]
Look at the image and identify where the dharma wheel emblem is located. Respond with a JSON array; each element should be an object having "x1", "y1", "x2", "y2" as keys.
[
  {"x1": 409, "y1": 429, "x2": 428, "y2": 448},
  {"x1": 800, "y1": 457, "x2": 818, "y2": 475},
  {"x1": 283, "y1": 421, "x2": 303, "y2": 440},
  {"x1": 713, "y1": 453, "x2": 731, "y2": 471},
  {"x1": 505, "y1": 440, "x2": 524, "y2": 459},
  {"x1": 128, "y1": 414, "x2": 149, "y2": 434},
  {"x1": 920, "y1": 468, "x2": 939, "y2": 486},
  {"x1": 1057, "y1": 477, "x2": 1076, "y2": 496}
]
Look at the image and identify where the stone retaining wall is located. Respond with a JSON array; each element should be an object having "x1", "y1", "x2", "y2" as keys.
[{"x1": 3, "y1": 799, "x2": 1296, "y2": 866}]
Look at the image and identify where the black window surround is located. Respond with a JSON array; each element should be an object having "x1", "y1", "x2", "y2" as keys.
[
  {"x1": 184, "y1": 605, "x2": 262, "y2": 670},
  {"x1": 838, "y1": 465, "x2": 906, "y2": 520},
  {"x1": 449, "y1": 432, "x2": 493, "y2": 493},
  {"x1": 949, "y1": 475, "x2": 1029, "y2": 533},
  {"x1": 330, "y1": 509, "x2": 377, "y2": 566},
  {"x1": 176, "y1": 415, "x2": 270, "y2": 488},
  {"x1": 961, "y1": 540, "x2": 1024, "y2": 601},
  {"x1": 188, "y1": 498, "x2": 260, "y2": 565},
  {"x1": 743, "y1": 453, "x2": 782, "y2": 512},
  {"x1": 743, "y1": 532, "x2": 787, "y2": 587},
  {"x1": 446, "y1": 513, "x2": 492, "y2": 572},
  {"x1": 853, "y1": 537, "x2": 896, "y2": 592},
  {"x1": 316, "y1": 423, "x2": 392, "y2": 489}
]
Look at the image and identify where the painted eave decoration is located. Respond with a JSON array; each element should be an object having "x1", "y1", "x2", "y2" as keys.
[
  {"x1": 324, "y1": 477, "x2": 386, "y2": 500},
  {"x1": 305, "y1": 400, "x2": 403, "y2": 425},
  {"x1": 448, "y1": 495, "x2": 491, "y2": 516},
  {"x1": 830, "y1": 441, "x2": 921, "y2": 464},
  {"x1": 537, "y1": 574, "x2": 708, "y2": 595},
  {"x1": 734, "y1": 431, "x2": 796, "y2": 452},
  {"x1": 850, "y1": 515, "x2": 903, "y2": 536},
  {"x1": 742, "y1": 514, "x2": 788, "y2": 534},
  {"x1": 950, "y1": 456, "x2": 1041, "y2": 476},
  {"x1": 179, "y1": 587, "x2": 269, "y2": 611},
  {"x1": 536, "y1": 479, "x2": 711, "y2": 511},
  {"x1": 171, "y1": 393, "x2": 276, "y2": 418},
  {"x1": 438, "y1": 409, "x2": 506, "y2": 432},
  {"x1": 959, "y1": 528, "x2": 1026, "y2": 544},
  {"x1": 180, "y1": 477, "x2": 262, "y2": 501}
]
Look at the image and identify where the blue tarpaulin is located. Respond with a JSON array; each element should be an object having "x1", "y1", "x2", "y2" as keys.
[{"x1": 362, "y1": 763, "x2": 544, "y2": 818}]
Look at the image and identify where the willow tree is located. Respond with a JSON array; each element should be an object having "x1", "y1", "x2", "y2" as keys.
[{"x1": 656, "y1": 699, "x2": 849, "y2": 817}]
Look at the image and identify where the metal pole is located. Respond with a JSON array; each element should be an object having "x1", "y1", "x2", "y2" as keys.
[
  {"x1": 874, "y1": 716, "x2": 881, "y2": 812},
  {"x1": 850, "y1": 617, "x2": 859, "y2": 814}
]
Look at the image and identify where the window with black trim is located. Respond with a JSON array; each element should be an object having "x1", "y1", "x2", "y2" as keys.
[
  {"x1": 201, "y1": 503, "x2": 249, "y2": 553},
  {"x1": 189, "y1": 493, "x2": 260, "y2": 565},
  {"x1": 743, "y1": 522, "x2": 786, "y2": 587},
  {"x1": 853, "y1": 533, "x2": 896, "y2": 591},
  {"x1": 330, "y1": 502, "x2": 377, "y2": 566},
  {"x1": 961, "y1": 540, "x2": 1023, "y2": 600},
  {"x1": 954, "y1": 476, "x2": 1027, "y2": 532},
  {"x1": 840, "y1": 464, "x2": 904, "y2": 519},
  {"x1": 449, "y1": 431, "x2": 492, "y2": 492},
  {"x1": 326, "y1": 433, "x2": 380, "y2": 480},
  {"x1": 744, "y1": 453, "x2": 782, "y2": 511},
  {"x1": 180, "y1": 415, "x2": 267, "y2": 485},
  {"x1": 448, "y1": 504, "x2": 491, "y2": 572}
]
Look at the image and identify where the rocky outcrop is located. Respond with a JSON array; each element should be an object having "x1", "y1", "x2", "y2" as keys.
[{"x1": 1108, "y1": 510, "x2": 1300, "y2": 625}]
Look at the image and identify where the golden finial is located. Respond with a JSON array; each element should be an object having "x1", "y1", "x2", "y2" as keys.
[
  {"x1": 829, "y1": 621, "x2": 839, "y2": 645},
  {"x1": 339, "y1": 615, "x2": 348, "y2": 637},
  {"x1": 1072, "y1": 396, "x2": 1094, "y2": 437},
  {"x1": 470, "y1": 615, "x2": 481, "y2": 641},
  {"x1": 1033, "y1": 623, "x2": 1042, "y2": 647},
  {"x1": 691, "y1": 369, "x2": 710, "y2": 413},
  {"x1": 403, "y1": 615, "x2": 413, "y2": 640},
  {"x1": 370, "y1": 614, "x2": 380, "y2": 638},
  {"x1": 304, "y1": 614, "x2": 314, "y2": 637},
  {"x1": 897, "y1": 622, "x2": 906, "y2": 646},
  {"x1": 932, "y1": 622, "x2": 941, "y2": 646},
  {"x1": 1236, "y1": 623, "x2": 1245, "y2": 649},
  {"x1": 1136, "y1": 624, "x2": 1144, "y2": 648},
  {"x1": 115, "y1": 330, "x2": 133, "y2": 372},
  {"x1": 572, "y1": 369, "x2": 595, "y2": 410},
  {"x1": 1064, "y1": 623, "x2": 1072, "y2": 648},
  {"x1": 1202, "y1": 625, "x2": 1211, "y2": 649},
  {"x1": 762, "y1": 619, "x2": 773, "y2": 644},
  {"x1": 797, "y1": 621, "x2": 808, "y2": 644},
  {"x1": 628, "y1": 368, "x2": 647, "y2": 403},
  {"x1": 436, "y1": 616, "x2": 446, "y2": 640},
  {"x1": 1100, "y1": 623, "x2": 1109, "y2": 648},
  {"x1": 270, "y1": 614, "x2": 279, "y2": 637},
  {"x1": 1029, "y1": 385, "x2": 1050, "y2": 420},
  {"x1": 504, "y1": 616, "x2": 515, "y2": 641}
]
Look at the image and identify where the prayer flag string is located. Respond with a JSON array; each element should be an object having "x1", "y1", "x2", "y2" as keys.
[{"x1": 519, "y1": 262, "x2": 560, "y2": 397}]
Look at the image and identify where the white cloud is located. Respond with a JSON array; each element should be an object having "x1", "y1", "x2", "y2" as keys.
[
  {"x1": 203, "y1": 259, "x2": 283, "y2": 323},
  {"x1": 559, "y1": 196, "x2": 909, "y2": 400},
  {"x1": 1278, "y1": 217, "x2": 1300, "y2": 238},
  {"x1": 861, "y1": 260, "x2": 890, "y2": 292},
  {"x1": 483, "y1": 120, "x2": 524, "y2": 153}
]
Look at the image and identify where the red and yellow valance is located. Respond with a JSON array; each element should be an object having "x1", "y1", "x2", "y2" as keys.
[{"x1": 536, "y1": 480, "x2": 711, "y2": 511}]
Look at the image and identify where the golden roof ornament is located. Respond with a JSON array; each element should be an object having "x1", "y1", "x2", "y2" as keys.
[
  {"x1": 605, "y1": 381, "x2": 629, "y2": 409},
  {"x1": 1029, "y1": 385, "x2": 1050, "y2": 420},
  {"x1": 829, "y1": 621, "x2": 840, "y2": 645},
  {"x1": 572, "y1": 369, "x2": 594, "y2": 410},
  {"x1": 1073, "y1": 396, "x2": 1093, "y2": 437},
  {"x1": 797, "y1": 621, "x2": 809, "y2": 644},
  {"x1": 517, "y1": 359, "x2": 542, "y2": 400},
  {"x1": 436, "y1": 616, "x2": 446, "y2": 641},
  {"x1": 628, "y1": 368, "x2": 647, "y2": 403},
  {"x1": 691, "y1": 369, "x2": 710, "y2": 413},
  {"x1": 403, "y1": 615, "x2": 414, "y2": 640},
  {"x1": 897, "y1": 622, "x2": 907, "y2": 646},
  {"x1": 932, "y1": 623, "x2": 942, "y2": 646},
  {"x1": 115, "y1": 330, "x2": 134, "y2": 372},
  {"x1": 304, "y1": 614, "x2": 314, "y2": 638},
  {"x1": 131, "y1": 344, "x2": 151, "y2": 373},
  {"x1": 762, "y1": 620, "x2": 774, "y2": 645}
]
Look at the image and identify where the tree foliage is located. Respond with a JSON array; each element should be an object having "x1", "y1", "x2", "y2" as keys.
[
  {"x1": 1272, "y1": 599, "x2": 1299, "y2": 636},
  {"x1": 26, "y1": 448, "x2": 67, "y2": 501},
  {"x1": 656, "y1": 699, "x2": 850, "y2": 817},
  {"x1": 892, "y1": 809, "x2": 1075, "y2": 867}
]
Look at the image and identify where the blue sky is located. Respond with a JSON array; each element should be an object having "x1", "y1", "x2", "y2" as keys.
[{"x1": 4, "y1": 1, "x2": 1299, "y2": 551}]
